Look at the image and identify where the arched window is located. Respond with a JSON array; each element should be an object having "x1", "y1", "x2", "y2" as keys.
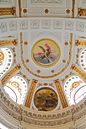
[
  {"x1": 79, "y1": 48, "x2": 86, "y2": 72},
  {"x1": 0, "y1": 48, "x2": 13, "y2": 78},
  {"x1": 64, "y1": 76, "x2": 86, "y2": 105},
  {"x1": 4, "y1": 86, "x2": 17, "y2": 102},
  {"x1": 4, "y1": 76, "x2": 27, "y2": 104}
]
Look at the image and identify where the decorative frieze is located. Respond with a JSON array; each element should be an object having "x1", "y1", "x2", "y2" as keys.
[
  {"x1": 0, "y1": 18, "x2": 86, "y2": 34},
  {"x1": 53, "y1": 20, "x2": 63, "y2": 29},
  {"x1": 9, "y1": 21, "x2": 17, "y2": 31},
  {"x1": 30, "y1": 19, "x2": 40, "y2": 29},
  {"x1": 0, "y1": 87, "x2": 86, "y2": 127},
  {"x1": 0, "y1": 22, "x2": 7, "y2": 33},
  {"x1": 76, "y1": 21, "x2": 85, "y2": 32},
  {"x1": 41, "y1": 19, "x2": 51, "y2": 29},
  {"x1": 65, "y1": 21, "x2": 74, "y2": 30},
  {"x1": 19, "y1": 20, "x2": 28, "y2": 30}
]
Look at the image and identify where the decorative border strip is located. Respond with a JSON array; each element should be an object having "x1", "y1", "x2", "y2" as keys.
[
  {"x1": 0, "y1": 18, "x2": 86, "y2": 34},
  {"x1": 71, "y1": 64, "x2": 86, "y2": 82},
  {"x1": 0, "y1": 7, "x2": 16, "y2": 16},
  {"x1": 54, "y1": 80, "x2": 68, "y2": 108},
  {"x1": 72, "y1": 0, "x2": 75, "y2": 18},
  {"x1": 0, "y1": 40, "x2": 17, "y2": 47},
  {"x1": 75, "y1": 40, "x2": 86, "y2": 46},
  {"x1": 1, "y1": 64, "x2": 21, "y2": 84},
  {"x1": 25, "y1": 80, "x2": 38, "y2": 107}
]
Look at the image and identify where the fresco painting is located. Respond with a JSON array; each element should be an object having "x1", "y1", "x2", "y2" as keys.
[
  {"x1": 34, "y1": 87, "x2": 58, "y2": 111},
  {"x1": 32, "y1": 39, "x2": 61, "y2": 67}
]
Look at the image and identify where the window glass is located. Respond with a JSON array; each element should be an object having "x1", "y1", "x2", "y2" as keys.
[
  {"x1": 0, "y1": 123, "x2": 8, "y2": 129},
  {"x1": 4, "y1": 76, "x2": 27, "y2": 104},
  {"x1": 64, "y1": 76, "x2": 86, "y2": 105}
]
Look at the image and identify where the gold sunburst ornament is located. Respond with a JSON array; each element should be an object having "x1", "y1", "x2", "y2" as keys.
[{"x1": 32, "y1": 38, "x2": 61, "y2": 68}]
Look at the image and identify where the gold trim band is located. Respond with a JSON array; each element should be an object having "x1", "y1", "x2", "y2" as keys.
[
  {"x1": 71, "y1": 64, "x2": 86, "y2": 82},
  {"x1": 0, "y1": 40, "x2": 17, "y2": 47},
  {"x1": 1, "y1": 65, "x2": 21, "y2": 84},
  {"x1": 25, "y1": 80, "x2": 38, "y2": 107},
  {"x1": 54, "y1": 80, "x2": 68, "y2": 108},
  {"x1": 72, "y1": 0, "x2": 75, "y2": 18},
  {"x1": 0, "y1": 7, "x2": 16, "y2": 16},
  {"x1": 75, "y1": 40, "x2": 86, "y2": 46}
]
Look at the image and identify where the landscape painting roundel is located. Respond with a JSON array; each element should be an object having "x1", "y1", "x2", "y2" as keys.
[{"x1": 32, "y1": 39, "x2": 61, "y2": 67}]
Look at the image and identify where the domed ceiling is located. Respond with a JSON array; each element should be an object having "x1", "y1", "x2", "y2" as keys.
[{"x1": 0, "y1": 0, "x2": 86, "y2": 114}]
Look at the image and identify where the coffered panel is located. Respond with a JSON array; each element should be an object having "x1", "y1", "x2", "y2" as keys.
[{"x1": 21, "y1": 0, "x2": 72, "y2": 17}]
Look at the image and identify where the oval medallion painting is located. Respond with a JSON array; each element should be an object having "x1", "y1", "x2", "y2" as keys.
[
  {"x1": 34, "y1": 87, "x2": 58, "y2": 111},
  {"x1": 32, "y1": 39, "x2": 61, "y2": 67}
]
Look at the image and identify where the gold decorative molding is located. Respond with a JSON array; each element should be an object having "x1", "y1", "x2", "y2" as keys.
[
  {"x1": 18, "y1": 0, "x2": 21, "y2": 17},
  {"x1": 20, "y1": 32, "x2": 73, "y2": 78},
  {"x1": 54, "y1": 80, "x2": 68, "y2": 108},
  {"x1": 72, "y1": 0, "x2": 75, "y2": 18},
  {"x1": 1, "y1": 65, "x2": 21, "y2": 84},
  {"x1": 0, "y1": 7, "x2": 16, "y2": 16},
  {"x1": 0, "y1": 40, "x2": 17, "y2": 47},
  {"x1": 75, "y1": 40, "x2": 86, "y2": 46},
  {"x1": 25, "y1": 80, "x2": 38, "y2": 107},
  {"x1": 23, "y1": 8, "x2": 27, "y2": 14},
  {"x1": 78, "y1": 8, "x2": 86, "y2": 16},
  {"x1": 66, "y1": 9, "x2": 70, "y2": 14},
  {"x1": 76, "y1": 48, "x2": 80, "y2": 65},
  {"x1": 71, "y1": 64, "x2": 86, "y2": 82}
]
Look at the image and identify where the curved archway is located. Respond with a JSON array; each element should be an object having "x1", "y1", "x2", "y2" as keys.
[
  {"x1": 79, "y1": 48, "x2": 86, "y2": 72},
  {"x1": 0, "y1": 48, "x2": 13, "y2": 78},
  {"x1": 4, "y1": 75, "x2": 27, "y2": 104},
  {"x1": 64, "y1": 75, "x2": 86, "y2": 105}
]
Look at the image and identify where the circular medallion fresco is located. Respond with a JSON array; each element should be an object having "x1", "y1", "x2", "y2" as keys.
[
  {"x1": 34, "y1": 87, "x2": 58, "y2": 111},
  {"x1": 32, "y1": 39, "x2": 61, "y2": 67}
]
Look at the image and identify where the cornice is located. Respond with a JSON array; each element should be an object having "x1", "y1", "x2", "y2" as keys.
[{"x1": 0, "y1": 87, "x2": 86, "y2": 127}]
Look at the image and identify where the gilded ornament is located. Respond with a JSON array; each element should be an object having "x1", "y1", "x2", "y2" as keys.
[
  {"x1": 78, "y1": 8, "x2": 86, "y2": 16},
  {"x1": 0, "y1": 51, "x2": 4, "y2": 65}
]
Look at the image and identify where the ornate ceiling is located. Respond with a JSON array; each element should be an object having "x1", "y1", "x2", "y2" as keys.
[{"x1": 0, "y1": 0, "x2": 86, "y2": 129}]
